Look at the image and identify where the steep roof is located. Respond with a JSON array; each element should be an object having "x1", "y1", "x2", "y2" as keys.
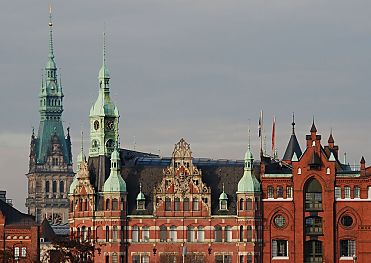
[
  {"x1": 0, "y1": 199, "x2": 36, "y2": 226},
  {"x1": 282, "y1": 134, "x2": 302, "y2": 161}
]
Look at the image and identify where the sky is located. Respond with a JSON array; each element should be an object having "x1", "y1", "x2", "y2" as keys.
[{"x1": 1, "y1": 0, "x2": 371, "y2": 211}]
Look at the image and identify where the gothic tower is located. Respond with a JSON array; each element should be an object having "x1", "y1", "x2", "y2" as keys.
[{"x1": 26, "y1": 10, "x2": 74, "y2": 224}]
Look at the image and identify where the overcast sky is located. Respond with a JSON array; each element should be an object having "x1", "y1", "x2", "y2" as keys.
[{"x1": 1, "y1": 0, "x2": 371, "y2": 211}]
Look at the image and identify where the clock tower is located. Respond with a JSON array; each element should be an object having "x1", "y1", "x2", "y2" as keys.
[{"x1": 89, "y1": 33, "x2": 119, "y2": 157}]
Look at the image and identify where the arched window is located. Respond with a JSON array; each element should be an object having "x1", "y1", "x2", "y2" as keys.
[
  {"x1": 225, "y1": 226, "x2": 232, "y2": 242},
  {"x1": 79, "y1": 199, "x2": 83, "y2": 211},
  {"x1": 106, "y1": 199, "x2": 110, "y2": 210},
  {"x1": 214, "y1": 225, "x2": 222, "y2": 242},
  {"x1": 298, "y1": 168, "x2": 302, "y2": 175},
  {"x1": 246, "y1": 198, "x2": 252, "y2": 210},
  {"x1": 354, "y1": 186, "x2": 360, "y2": 199},
  {"x1": 170, "y1": 226, "x2": 177, "y2": 242},
  {"x1": 165, "y1": 197, "x2": 171, "y2": 211},
  {"x1": 76, "y1": 227, "x2": 80, "y2": 240},
  {"x1": 326, "y1": 168, "x2": 330, "y2": 174},
  {"x1": 59, "y1": 181, "x2": 64, "y2": 193},
  {"x1": 247, "y1": 226, "x2": 252, "y2": 242},
  {"x1": 113, "y1": 226, "x2": 118, "y2": 242},
  {"x1": 192, "y1": 198, "x2": 199, "y2": 211},
  {"x1": 82, "y1": 226, "x2": 87, "y2": 241},
  {"x1": 174, "y1": 197, "x2": 180, "y2": 211},
  {"x1": 184, "y1": 197, "x2": 190, "y2": 211},
  {"x1": 112, "y1": 199, "x2": 118, "y2": 210},
  {"x1": 187, "y1": 226, "x2": 194, "y2": 242},
  {"x1": 87, "y1": 227, "x2": 91, "y2": 241},
  {"x1": 45, "y1": 181, "x2": 50, "y2": 193},
  {"x1": 268, "y1": 186, "x2": 274, "y2": 198},
  {"x1": 305, "y1": 178, "x2": 322, "y2": 211},
  {"x1": 160, "y1": 225, "x2": 167, "y2": 242},
  {"x1": 105, "y1": 226, "x2": 109, "y2": 242},
  {"x1": 197, "y1": 226, "x2": 204, "y2": 242},
  {"x1": 84, "y1": 199, "x2": 88, "y2": 211},
  {"x1": 239, "y1": 198, "x2": 244, "y2": 210},
  {"x1": 142, "y1": 226, "x2": 149, "y2": 242},
  {"x1": 132, "y1": 226, "x2": 139, "y2": 242},
  {"x1": 277, "y1": 186, "x2": 284, "y2": 198},
  {"x1": 239, "y1": 226, "x2": 244, "y2": 242},
  {"x1": 52, "y1": 181, "x2": 57, "y2": 193}
]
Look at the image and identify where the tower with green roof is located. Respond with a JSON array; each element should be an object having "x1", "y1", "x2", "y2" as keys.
[
  {"x1": 89, "y1": 32, "x2": 119, "y2": 157},
  {"x1": 26, "y1": 10, "x2": 74, "y2": 225}
]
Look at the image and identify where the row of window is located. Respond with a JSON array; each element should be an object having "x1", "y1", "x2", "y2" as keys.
[
  {"x1": 335, "y1": 186, "x2": 360, "y2": 199},
  {"x1": 267, "y1": 186, "x2": 293, "y2": 199},
  {"x1": 238, "y1": 198, "x2": 259, "y2": 211},
  {"x1": 45, "y1": 180, "x2": 65, "y2": 193},
  {"x1": 132, "y1": 225, "x2": 254, "y2": 243},
  {"x1": 40, "y1": 98, "x2": 61, "y2": 107},
  {"x1": 14, "y1": 247, "x2": 27, "y2": 258},
  {"x1": 163, "y1": 197, "x2": 201, "y2": 211},
  {"x1": 271, "y1": 239, "x2": 356, "y2": 259}
]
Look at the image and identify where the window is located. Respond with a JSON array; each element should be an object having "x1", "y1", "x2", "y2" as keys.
[
  {"x1": 354, "y1": 186, "x2": 360, "y2": 199},
  {"x1": 105, "y1": 226, "x2": 109, "y2": 242},
  {"x1": 112, "y1": 199, "x2": 118, "y2": 210},
  {"x1": 21, "y1": 247, "x2": 26, "y2": 257},
  {"x1": 246, "y1": 198, "x2": 252, "y2": 210},
  {"x1": 277, "y1": 186, "x2": 284, "y2": 198},
  {"x1": 58, "y1": 181, "x2": 64, "y2": 193},
  {"x1": 215, "y1": 255, "x2": 232, "y2": 263},
  {"x1": 239, "y1": 255, "x2": 244, "y2": 263},
  {"x1": 187, "y1": 226, "x2": 195, "y2": 242},
  {"x1": 220, "y1": 199, "x2": 227, "y2": 210},
  {"x1": 239, "y1": 199, "x2": 244, "y2": 210},
  {"x1": 335, "y1": 186, "x2": 341, "y2": 199},
  {"x1": 298, "y1": 168, "x2": 302, "y2": 175},
  {"x1": 132, "y1": 255, "x2": 140, "y2": 263},
  {"x1": 82, "y1": 226, "x2": 87, "y2": 241},
  {"x1": 165, "y1": 197, "x2": 171, "y2": 211},
  {"x1": 113, "y1": 226, "x2": 118, "y2": 242},
  {"x1": 184, "y1": 198, "x2": 190, "y2": 211},
  {"x1": 132, "y1": 226, "x2": 139, "y2": 242},
  {"x1": 45, "y1": 181, "x2": 50, "y2": 193},
  {"x1": 106, "y1": 199, "x2": 110, "y2": 210},
  {"x1": 239, "y1": 226, "x2": 244, "y2": 242},
  {"x1": 52, "y1": 181, "x2": 57, "y2": 193},
  {"x1": 197, "y1": 226, "x2": 204, "y2": 242},
  {"x1": 340, "y1": 240, "x2": 356, "y2": 257},
  {"x1": 368, "y1": 186, "x2": 371, "y2": 199},
  {"x1": 175, "y1": 197, "x2": 180, "y2": 211},
  {"x1": 193, "y1": 198, "x2": 199, "y2": 211},
  {"x1": 268, "y1": 186, "x2": 274, "y2": 198},
  {"x1": 137, "y1": 199, "x2": 145, "y2": 210},
  {"x1": 344, "y1": 186, "x2": 351, "y2": 199},
  {"x1": 87, "y1": 227, "x2": 91, "y2": 241},
  {"x1": 305, "y1": 179, "x2": 322, "y2": 211},
  {"x1": 214, "y1": 225, "x2": 222, "y2": 242},
  {"x1": 326, "y1": 167, "x2": 330, "y2": 174},
  {"x1": 272, "y1": 240, "x2": 288, "y2": 257},
  {"x1": 274, "y1": 215, "x2": 286, "y2": 228},
  {"x1": 170, "y1": 226, "x2": 177, "y2": 242},
  {"x1": 106, "y1": 255, "x2": 109, "y2": 263},
  {"x1": 142, "y1": 226, "x2": 150, "y2": 242},
  {"x1": 341, "y1": 215, "x2": 353, "y2": 227},
  {"x1": 287, "y1": 186, "x2": 293, "y2": 198},
  {"x1": 305, "y1": 240, "x2": 322, "y2": 262},
  {"x1": 247, "y1": 226, "x2": 253, "y2": 242},
  {"x1": 160, "y1": 225, "x2": 167, "y2": 242},
  {"x1": 112, "y1": 254, "x2": 118, "y2": 263},
  {"x1": 14, "y1": 247, "x2": 19, "y2": 257},
  {"x1": 305, "y1": 216, "x2": 323, "y2": 235},
  {"x1": 225, "y1": 226, "x2": 232, "y2": 242},
  {"x1": 247, "y1": 254, "x2": 252, "y2": 263}
]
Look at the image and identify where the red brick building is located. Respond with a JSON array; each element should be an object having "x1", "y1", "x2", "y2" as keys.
[
  {"x1": 0, "y1": 194, "x2": 39, "y2": 262},
  {"x1": 261, "y1": 120, "x2": 371, "y2": 263}
]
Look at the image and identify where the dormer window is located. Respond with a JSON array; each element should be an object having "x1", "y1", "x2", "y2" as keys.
[
  {"x1": 312, "y1": 141, "x2": 316, "y2": 146},
  {"x1": 137, "y1": 199, "x2": 145, "y2": 210},
  {"x1": 136, "y1": 183, "x2": 146, "y2": 210},
  {"x1": 220, "y1": 199, "x2": 227, "y2": 210}
]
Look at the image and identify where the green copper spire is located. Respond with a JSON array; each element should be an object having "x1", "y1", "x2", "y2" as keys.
[
  {"x1": 103, "y1": 143, "x2": 126, "y2": 193},
  {"x1": 89, "y1": 31, "x2": 119, "y2": 157},
  {"x1": 35, "y1": 8, "x2": 71, "y2": 165},
  {"x1": 237, "y1": 135, "x2": 260, "y2": 193}
]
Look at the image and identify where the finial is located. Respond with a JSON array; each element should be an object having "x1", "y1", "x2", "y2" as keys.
[
  {"x1": 291, "y1": 112, "x2": 295, "y2": 134},
  {"x1": 222, "y1": 183, "x2": 225, "y2": 193},
  {"x1": 139, "y1": 183, "x2": 142, "y2": 192},
  {"x1": 81, "y1": 130, "x2": 84, "y2": 153},
  {"x1": 248, "y1": 118, "x2": 251, "y2": 149},
  {"x1": 310, "y1": 116, "x2": 317, "y2": 133},
  {"x1": 103, "y1": 30, "x2": 106, "y2": 66},
  {"x1": 48, "y1": 5, "x2": 54, "y2": 59}
]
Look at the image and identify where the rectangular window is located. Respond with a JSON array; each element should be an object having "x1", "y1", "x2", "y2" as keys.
[
  {"x1": 335, "y1": 186, "x2": 341, "y2": 199},
  {"x1": 132, "y1": 255, "x2": 140, "y2": 263},
  {"x1": 21, "y1": 247, "x2": 26, "y2": 257},
  {"x1": 286, "y1": 186, "x2": 293, "y2": 199},
  {"x1": 268, "y1": 186, "x2": 274, "y2": 198},
  {"x1": 175, "y1": 198, "x2": 180, "y2": 211},
  {"x1": 193, "y1": 198, "x2": 199, "y2": 211},
  {"x1": 354, "y1": 186, "x2": 360, "y2": 199},
  {"x1": 344, "y1": 186, "x2": 351, "y2": 199},
  {"x1": 215, "y1": 255, "x2": 232, "y2": 263},
  {"x1": 165, "y1": 197, "x2": 171, "y2": 211},
  {"x1": 340, "y1": 240, "x2": 356, "y2": 257},
  {"x1": 14, "y1": 247, "x2": 19, "y2": 257},
  {"x1": 184, "y1": 198, "x2": 189, "y2": 211},
  {"x1": 277, "y1": 186, "x2": 284, "y2": 198},
  {"x1": 239, "y1": 255, "x2": 244, "y2": 263},
  {"x1": 142, "y1": 227, "x2": 149, "y2": 242},
  {"x1": 142, "y1": 255, "x2": 150, "y2": 263},
  {"x1": 272, "y1": 240, "x2": 288, "y2": 257}
]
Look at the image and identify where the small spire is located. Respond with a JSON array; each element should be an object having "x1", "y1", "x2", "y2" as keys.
[
  {"x1": 81, "y1": 130, "x2": 84, "y2": 153},
  {"x1": 222, "y1": 183, "x2": 225, "y2": 193},
  {"x1": 103, "y1": 30, "x2": 106, "y2": 66},
  {"x1": 328, "y1": 129, "x2": 334, "y2": 144},
  {"x1": 139, "y1": 183, "x2": 142, "y2": 192},
  {"x1": 291, "y1": 112, "x2": 295, "y2": 134},
  {"x1": 310, "y1": 116, "x2": 317, "y2": 133},
  {"x1": 361, "y1": 156, "x2": 365, "y2": 164},
  {"x1": 248, "y1": 119, "x2": 251, "y2": 150}
]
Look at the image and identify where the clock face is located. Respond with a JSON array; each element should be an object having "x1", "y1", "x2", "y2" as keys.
[
  {"x1": 106, "y1": 120, "x2": 114, "y2": 131},
  {"x1": 94, "y1": 120, "x2": 99, "y2": 130}
]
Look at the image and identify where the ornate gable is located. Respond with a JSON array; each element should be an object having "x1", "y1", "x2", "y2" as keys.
[{"x1": 154, "y1": 139, "x2": 211, "y2": 216}]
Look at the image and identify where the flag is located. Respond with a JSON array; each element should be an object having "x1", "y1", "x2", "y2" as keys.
[
  {"x1": 272, "y1": 116, "x2": 276, "y2": 155},
  {"x1": 258, "y1": 110, "x2": 262, "y2": 138}
]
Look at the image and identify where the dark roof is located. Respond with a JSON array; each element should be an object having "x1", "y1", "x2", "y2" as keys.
[
  {"x1": 328, "y1": 133, "x2": 334, "y2": 144},
  {"x1": 310, "y1": 121, "x2": 317, "y2": 132},
  {"x1": 0, "y1": 199, "x2": 36, "y2": 226},
  {"x1": 282, "y1": 134, "x2": 302, "y2": 161},
  {"x1": 40, "y1": 218, "x2": 56, "y2": 241}
]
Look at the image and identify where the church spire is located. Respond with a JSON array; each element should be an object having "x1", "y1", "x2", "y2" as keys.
[
  {"x1": 98, "y1": 31, "x2": 110, "y2": 87},
  {"x1": 46, "y1": 6, "x2": 56, "y2": 72}
]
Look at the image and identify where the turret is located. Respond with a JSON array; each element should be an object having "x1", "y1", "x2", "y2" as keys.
[{"x1": 282, "y1": 113, "x2": 302, "y2": 163}]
